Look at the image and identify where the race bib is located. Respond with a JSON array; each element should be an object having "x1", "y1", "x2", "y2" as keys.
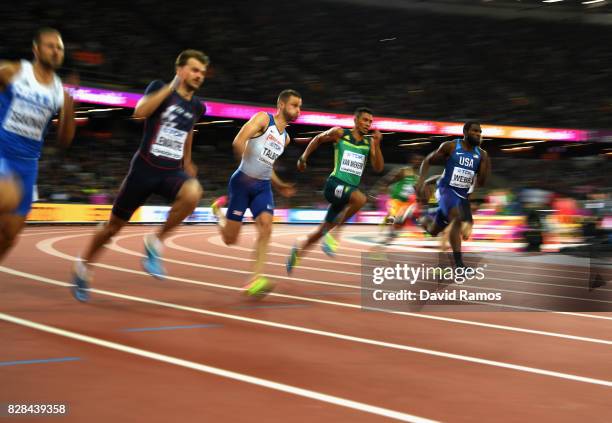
[
  {"x1": 339, "y1": 151, "x2": 365, "y2": 176},
  {"x1": 400, "y1": 184, "x2": 415, "y2": 198},
  {"x1": 150, "y1": 125, "x2": 188, "y2": 160},
  {"x1": 449, "y1": 166, "x2": 475, "y2": 189},
  {"x1": 2, "y1": 97, "x2": 50, "y2": 141},
  {"x1": 257, "y1": 136, "x2": 284, "y2": 168}
]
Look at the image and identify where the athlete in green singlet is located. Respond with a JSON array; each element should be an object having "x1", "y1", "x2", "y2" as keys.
[{"x1": 286, "y1": 107, "x2": 384, "y2": 273}]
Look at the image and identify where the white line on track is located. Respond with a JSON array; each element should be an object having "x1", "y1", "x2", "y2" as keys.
[
  {"x1": 316, "y1": 231, "x2": 604, "y2": 276},
  {"x1": 33, "y1": 233, "x2": 612, "y2": 340},
  {"x1": 158, "y1": 232, "x2": 612, "y2": 304},
  {"x1": 1, "y1": 265, "x2": 612, "y2": 388},
  {"x1": 0, "y1": 311, "x2": 437, "y2": 423}
]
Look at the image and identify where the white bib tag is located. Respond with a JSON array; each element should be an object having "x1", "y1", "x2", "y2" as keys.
[
  {"x1": 339, "y1": 151, "x2": 365, "y2": 176},
  {"x1": 150, "y1": 125, "x2": 188, "y2": 160},
  {"x1": 2, "y1": 97, "x2": 50, "y2": 141},
  {"x1": 257, "y1": 136, "x2": 284, "y2": 168},
  {"x1": 400, "y1": 184, "x2": 415, "y2": 197},
  {"x1": 449, "y1": 166, "x2": 475, "y2": 189}
]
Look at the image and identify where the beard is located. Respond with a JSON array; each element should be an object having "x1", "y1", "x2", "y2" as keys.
[
  {"x1": 39, "y1": 56, "x2": 61, "y2": 70},
  {"x1": 185, "y1": 80, "x2": 201, "y2": 92},
  {"x1": 467, "y1": 136, "x2": 481, "y2": 146},
  {"x1": 283, "y1": 110, "x2": 297, "y2": 122}
]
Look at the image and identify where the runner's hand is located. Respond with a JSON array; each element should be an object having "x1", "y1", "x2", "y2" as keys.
[
  {"x1": 185, "y1": 161, "x2": 198, "y2": 177},
  {"x1": 278, "y1": 183, "x2": 296, "y2": 198}
]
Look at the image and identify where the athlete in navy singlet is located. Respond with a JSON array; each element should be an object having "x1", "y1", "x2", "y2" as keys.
[
  {"x1": 415, "y1": 121, "x2": 491, "y2": 268},
  {"x1": 71, "y1": 50, "x2": 209, "y2": 302}
]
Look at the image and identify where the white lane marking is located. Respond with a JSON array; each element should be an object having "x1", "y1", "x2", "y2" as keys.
[
  {"x1": 1, "y1": 266, "x2": 612, "y2": 388},
  {"x1": 34, "y1": 234, "x2": 612, "y2": 341},
  {"x1": 0, "y1": 312, "x2": 436, "y2": 423}
]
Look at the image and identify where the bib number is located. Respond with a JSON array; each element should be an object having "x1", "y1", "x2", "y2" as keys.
[
  {"x1": 2, "y1": 97, "x2": 50, "y2": 141},
  {"x1": 150, "y1": 125, "x2": 188, "y2": 160},
  {"x1": 339, "y1": 151, "x2": 365, "y2": 176},
  {"x1": 449, "y1": 167, "x2": 475, "y2": 189},
  {"x1": 257, "y1": 137, "x2": 284, "y2": 168},
  {"x1": 400, "y1": 184, "x2": 415, "y2": 198}
]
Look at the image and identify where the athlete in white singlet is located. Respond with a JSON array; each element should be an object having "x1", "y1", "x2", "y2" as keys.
[{"x1": 211, "y1": 89, "x2": 302, "y2": 296}]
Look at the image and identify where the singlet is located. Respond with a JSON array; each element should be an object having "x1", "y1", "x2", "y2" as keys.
[
  {"x1": 329, "y1": 129, "x2": 370, "y2": 187},
  {"x1": 137, "y1": 80, "x2": 204, "y2": 169},
  {"x1": 0, "y1": 60, "x2": 64, "y2": 159},
  {"x1": 237, "y1": 113, "x2": 287, "y2": 180},
  {"x1": 437, "y1": 139, "x2": 482, "y2": 199}
]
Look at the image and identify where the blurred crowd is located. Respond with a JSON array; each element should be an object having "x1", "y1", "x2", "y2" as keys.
[
  {"x1": 36, "y1": 122, "x2": 611, "y2": 213},
  {"x1": 3, "y1": 0, "x2": 610, "y2": 245},
  {"x1": 2, "y1": 0, "x2": 612, "y2": 129}
]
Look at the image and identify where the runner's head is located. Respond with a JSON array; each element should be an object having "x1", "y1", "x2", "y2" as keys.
[
  {"x1": 354, "y1": 107, "x2": 373, "y2": 136},
  {"x1": 33, "y1": 28, "x2": 64, "y2": 70},
  {"x1": 463, "y1": 121, "x2": 482, "y2": 147},
  {"x1": 277, "y1": 89, "x2": 302, "y2": 122},
  {"x1": 175, "y1": 49, "x2": 209, "y2": 92},
  {"x1": 409, "y1": 154, "x2": 424, "y2": 170}
]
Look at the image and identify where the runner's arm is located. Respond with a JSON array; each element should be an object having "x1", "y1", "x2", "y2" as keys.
[
  {"x1": 57, "y1": 90, "x2": 76, "y2": 147},
  {"x1": 232, "y1": 111, "x2": 269, "y2": 160},
  {"x1": 297, "y1": 127, "x2": 343, "y2": 170},
  {"x1": 183, "y1": 130, "x2": 198, "y2": 177},
  {"x1": 416, "y1": 141, "x2": 453, "y2": 188},
  {"x1": 476, "y1": 149, "x2": 491, "y2": 187},
  {"x1": 0, "y1": 61, "x2": 20, "y2": 89},
  {"x1": 133, "y1": 78, "x2": 179, "y2": 119}
]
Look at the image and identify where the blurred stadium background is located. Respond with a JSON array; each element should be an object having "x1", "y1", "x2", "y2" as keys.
[{"x1": 1, "y1": 0, "x2": 610, "y2": 251}]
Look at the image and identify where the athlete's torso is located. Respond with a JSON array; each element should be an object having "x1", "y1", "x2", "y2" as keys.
[
  {"x1": 330, "y1": 129, "x2": 370, "y2": 186},
  {"x1": 137, "y1": 80, "x2": 204, "y2": 169},
  {"x1": 238, "y1": 113, "x2": 287, "y2": 180},
  {"x1": 0, "y1": 60, "x2": 64, "y2": 159},
  {"x1": 438, "y1": 139, "x2": 482, "y2": 198}
]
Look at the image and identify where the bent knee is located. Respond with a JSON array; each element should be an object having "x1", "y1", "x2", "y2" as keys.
[
  {"x1": 181, "y1": 180, "x2": 203, "y2": 206},
  {"x1": 351, "y1": 191, "x2": 367, "y2": 208},
  {"x1": 258, "y1": 224, "x2": 272, "y2": 239}
]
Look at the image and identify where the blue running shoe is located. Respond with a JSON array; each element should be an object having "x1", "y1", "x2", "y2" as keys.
[
  {"x1": 286, "y1": 246, "x2": 300, "y2": 274},
  {"x1": 71, "y1": 261, "x2": 90, "y2": 302},
  {"x1": 143, "y1": 235, "x2": 166, "y2": 280}
]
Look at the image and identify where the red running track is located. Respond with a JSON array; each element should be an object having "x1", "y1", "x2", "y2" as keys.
[{"x1": 0, "y1": 224, "x2": 610, "y2": 422}]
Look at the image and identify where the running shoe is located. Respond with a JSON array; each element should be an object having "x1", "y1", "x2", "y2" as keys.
[
  {"x1": 286, "y1": 245, "x2": 300, "y2": 274},
  {"x1": 142, "y1": 234, "x2": 166, "y2": 280},
  {"x1": 243, "y1": 275, "x2": 275, "y2": 298},
  {"x1": 71, "y1": 260, "x2": 91, "y2": 302},
  {"x1": 321, "y1": 232, "x2": 338, "y2": 257},
  {"x1": 211, "y1": 195, "x2": 228, "y2": 220}
]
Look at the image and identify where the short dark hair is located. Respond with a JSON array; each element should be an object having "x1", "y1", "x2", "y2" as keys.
[
  {"x1": 175, "y1": 49, "x2": 210, "y2": 68},
  {"x1": 463, "y1": 120, "x2": 480, "y2": 134},
  {"x1": 277, "y1": 89, "x2": 301, "y2": 104},
  {"x1": 33, "y1": 27, "x2": 61, "y2": 46},
  {"x1": 354, "y1": 107, "x2": 373, "y2": 117}
]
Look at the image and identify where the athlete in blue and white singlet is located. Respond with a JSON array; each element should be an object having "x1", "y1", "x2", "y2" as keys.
[
  {"x1": 0, "y1": 28, "x2": 75, "y2": 262},
  {"x1": 416, "y1": 121, "x2": 490, "y2": 268},
  {"x1": 211, "y1": 89, "x2": 302, "y2": 296}
]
